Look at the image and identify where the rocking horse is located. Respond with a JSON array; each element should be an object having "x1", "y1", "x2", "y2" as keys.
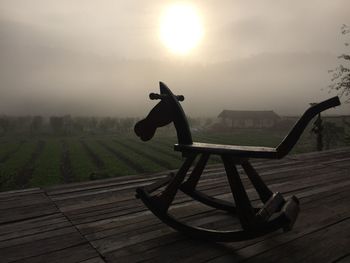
[{"x1": 134, "y1": 82, "x2": 340, "y2": 242}]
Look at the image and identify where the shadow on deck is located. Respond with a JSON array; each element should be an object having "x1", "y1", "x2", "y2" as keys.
[{"x1": 0, "y1": 147, "x2": 349, "y2": 263}]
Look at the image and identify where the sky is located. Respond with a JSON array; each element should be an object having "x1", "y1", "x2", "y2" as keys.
[{"x1": 0, "y1": 0, "x2": 349, "y2": 117}]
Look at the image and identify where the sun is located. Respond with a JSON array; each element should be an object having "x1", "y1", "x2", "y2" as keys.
[{"x1": 160, "y1": 3, "x2": 204, "y2": 55}]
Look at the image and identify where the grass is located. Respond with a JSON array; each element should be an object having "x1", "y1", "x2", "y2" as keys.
[
  {"x1": 0, "y1": 141, "x2": 22, "y2": 162},
  {"x1": 0, "y1": 141, "x2": 37, "y2": 191},
  {"x1": 0, "y1": 128, "x2": 346, "y2": 192},
  {"x1": 109, "y1": 138, "x2": 165, "y2": 172},
  {"x1": 30, "y1": 138, "x2": 62, "y2": 187},
  {"x1": 65, "y1": 138, "x2": 97, "y2": 182},
  {"x1": 84, "y1": 139, "x2": 137, "y2": 178}
]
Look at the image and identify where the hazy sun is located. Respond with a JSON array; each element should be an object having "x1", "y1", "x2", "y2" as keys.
[{"x1": 160, "y1": 3, "x2": 203, "y2": 55}]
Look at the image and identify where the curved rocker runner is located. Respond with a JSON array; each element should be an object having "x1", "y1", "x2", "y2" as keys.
[{"x1": 134, "y1": 82, "x2": 341, "y2": 242}]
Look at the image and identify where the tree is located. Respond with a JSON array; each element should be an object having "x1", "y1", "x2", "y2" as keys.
[
  {"x1": 311, "y1": 113, "x2": 324, "y2": 151},
  {"x1": 50, "y1": 116, "x2": 64, "y2": 134},
  {"x1": 98, "y1": 117, "x2": 115, "y2": 133},
  {"x1": 323, "y1": 122, "x2": 344, "y2": 150},
  {"x1": 30, "y1": 116, "x2": 43, "y2": 133},
  {"x1": 329, "y1": 25, "x2": 350, "y2": 145},
  {"x1": 88, "y1": 117, "x2": 98, "y2": 131},
  {"x1": 329, "y1": 24, "x2": 350, "y2": 101},
  {"x1": 120, "y1": 117, "x2": 135, "y2": 132},
  {"x1": 0, "y1": 116, "x2": 10, "y2": 134},
  {"x1": 187, "y1": 117, "x2": 201, "y2": 128}
]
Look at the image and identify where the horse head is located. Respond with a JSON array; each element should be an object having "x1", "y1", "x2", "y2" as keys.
[
  {"x1": 134, "y1": 98, "x2": 175, "y2": 141},
  {"x1": 135, "y1": 82, "x2": 192, "y2": 144}
]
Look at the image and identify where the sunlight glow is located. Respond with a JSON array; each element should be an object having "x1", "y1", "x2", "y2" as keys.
[{"x1": 160, "y1": 3, "x2": 203, "y2": 55}]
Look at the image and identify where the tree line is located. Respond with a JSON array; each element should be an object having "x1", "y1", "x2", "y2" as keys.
[
  {"x1": 0, "y1": 115, "x2": 140, "y2": 135},
  {"x1": 0, "y1": 115, "x2": 210, "y2": 136}
]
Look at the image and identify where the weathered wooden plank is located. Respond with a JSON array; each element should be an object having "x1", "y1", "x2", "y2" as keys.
[
  {"x1": 13, "y1": 244, "x2": 102, "y2": 263},
  {"x1": 53, "y1": 190, "x2": 139, "y2": 213},
  {"x1": 79, "y1": 256, "x2": 106, "y2": 263},
  {"x1": 292, "y1": 151, "x2": 350, "y2": 165},
  {"x1": 66, "y1": 167, "x2": 348, "y2": 226},
  {"x1": 84, "y1": 205, "x2": 218, "y2": 241},
  {"x1": 102, "y1": 183, "x2": 350, "y2": 262},
  {"x1": 0, "y1": 219, "x2": 71, "y2": 242},
  {"x1": 240, "y1": 218, "x2": 350, "y2": 263},
  {"x1": 103, "y1": 232, "x2": 185, "y2": 263},
  {"x1": 0, "y1": 214, "x2": 66, "y2": 237},
  {"x1": 203, "y1": 194, "x2": 350, "y2": 263},
  {"x1": 45, "y1": 168, "x2": 179, "y2": 196},
  {"x1": 0, "y1": 226, "x2": 77, "y2": 249},
  {"x1": 87, "y1": 201, "x2": 238, "y2": 252},
  {"x1": 45, "y1": 158, "x2": 305, "y2": 205},
  {"x1": 56, "y1": 176, "x2": 344, "y2": 238},
  {"x1": 0, "y1": 188, "x2": 42, "y2": 198},
  {"x1": 46, "y1": 174, "x2": 170, "y2": 197},
  {"x1": 0, "y1": 232, "x2": 87, "y2": 263},
  {"x1": 46, "y1": 173, "x2": 143, "y2": 190},
  {"x1": 0, "y1": 193, "x2": 52, "y2": 210},
  {"x1": 0, "y1": 147, "x2": 348, "y2": 263},
  {"x1": 53, "y1": 153, "x2": 340, "y2": 208},
  {"x1": 334, "y1": 254, "x2": 350, "y2": 263},
  {"x1": 45, "y1": 163, "x2": 292, "y2": 208},
  {"x1": 0, "y1": 202, "x2": 59, "y2": 224},
  {"x1": 55, "y1": 163, "x2": 338, "y2": 221}
]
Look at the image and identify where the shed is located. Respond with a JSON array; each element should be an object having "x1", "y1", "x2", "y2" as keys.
[{"x1": 218, "y1": 110, "x2": 280, "y2": 128}]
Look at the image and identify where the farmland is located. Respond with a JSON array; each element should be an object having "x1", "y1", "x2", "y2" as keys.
[{"x1": 0, "y1": 127, "x2": 347, "y2": 192}]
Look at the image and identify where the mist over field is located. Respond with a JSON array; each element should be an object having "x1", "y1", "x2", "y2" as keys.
[{"x1": 0, "y1": 0, "x2": 349, "y2": 117}]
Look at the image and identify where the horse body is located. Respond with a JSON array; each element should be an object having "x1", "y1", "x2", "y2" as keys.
[{"x1": 134, "y1": 82, "x2": 340, "y2": 242}]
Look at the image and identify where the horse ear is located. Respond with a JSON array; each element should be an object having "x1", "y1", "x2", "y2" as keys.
[
  {"x1": 159, "y1": 81, "x2": 169, "y2": 95},
  {"x1": 134, "y1": 119, "x2": 156, "y2": 141}
]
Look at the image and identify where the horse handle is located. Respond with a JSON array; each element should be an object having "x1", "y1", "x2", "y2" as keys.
[{"x1": 149, "y1": 93, "x2": 185, "y2": 102}]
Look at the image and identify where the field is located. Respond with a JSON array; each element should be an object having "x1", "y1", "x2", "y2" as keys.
[{"x1": 0, "y1": 127, "x2": 347, "y2": 192}]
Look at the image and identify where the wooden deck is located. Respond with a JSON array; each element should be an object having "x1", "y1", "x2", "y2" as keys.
[{"x1": 0, "y1": 147, "x2": 349, "y2": 263}]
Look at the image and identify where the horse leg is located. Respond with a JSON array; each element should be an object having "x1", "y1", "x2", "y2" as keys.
[
  {"x1": 181, "y1": 153, "x2": 237, "y2": 213},
  {"x1": 241, "y1": 160, "x2": 273, "y2": 203},
  {"x1": 222, "y1": 155, "x2": 258, "y2": 230},
  {"x1": 137, "y1": 155, "x2": 196, "y2": 213},
  {"x1": 181, "y1": 153, "x2": 209, "y2": 191}
]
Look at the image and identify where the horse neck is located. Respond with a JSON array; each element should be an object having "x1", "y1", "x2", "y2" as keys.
[
  {"x1": 173, "y1": 114, "x2": 193, "y2": 145},
  {"x1": 169, "y1": 100, "x2": 192, "y2": 145}
]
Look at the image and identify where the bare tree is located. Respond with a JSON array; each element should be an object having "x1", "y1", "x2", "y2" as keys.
[{"x1": 329, "y1": 24, "x2": 350, "y2": 101}]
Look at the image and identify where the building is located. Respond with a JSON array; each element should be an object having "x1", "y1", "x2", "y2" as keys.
[{"x1": 218, "y1": 110, "x2": 280, "y2": 129}]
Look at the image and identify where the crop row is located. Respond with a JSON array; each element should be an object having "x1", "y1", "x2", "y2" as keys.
[
  {"x1": 0, "y1": 136, "x2": 189, "y2": 191},
  {"x1": 0, "y1": 130, "x2": 322, "y2": 191}
]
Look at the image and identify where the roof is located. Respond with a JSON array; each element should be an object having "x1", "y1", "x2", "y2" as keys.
[{"x1": 218, "y1": 110, "x2": 280, "y2": 120}]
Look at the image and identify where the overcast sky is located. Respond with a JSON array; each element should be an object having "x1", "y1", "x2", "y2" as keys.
[{"x1": 0, "y1": 0, "x2": 349, "y2": 117}]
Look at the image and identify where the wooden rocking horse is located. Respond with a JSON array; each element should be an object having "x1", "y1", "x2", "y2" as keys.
[{"x1": 134, "y1": 82, "x2": 340, "y2": 242}]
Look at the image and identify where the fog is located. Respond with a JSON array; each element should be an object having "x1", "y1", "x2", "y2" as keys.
[{"x1": 0, "y1": 0, "x2": 349, "y2": 117}]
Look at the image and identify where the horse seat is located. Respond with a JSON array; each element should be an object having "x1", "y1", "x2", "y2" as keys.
[{"x1": 175, "y1": 142, "x2": 278, "y2": 159}]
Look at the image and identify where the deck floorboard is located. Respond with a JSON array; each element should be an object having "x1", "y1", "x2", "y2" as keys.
[{"x1": 0, "y1": 147, "x2": 349, "y2": 262}]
